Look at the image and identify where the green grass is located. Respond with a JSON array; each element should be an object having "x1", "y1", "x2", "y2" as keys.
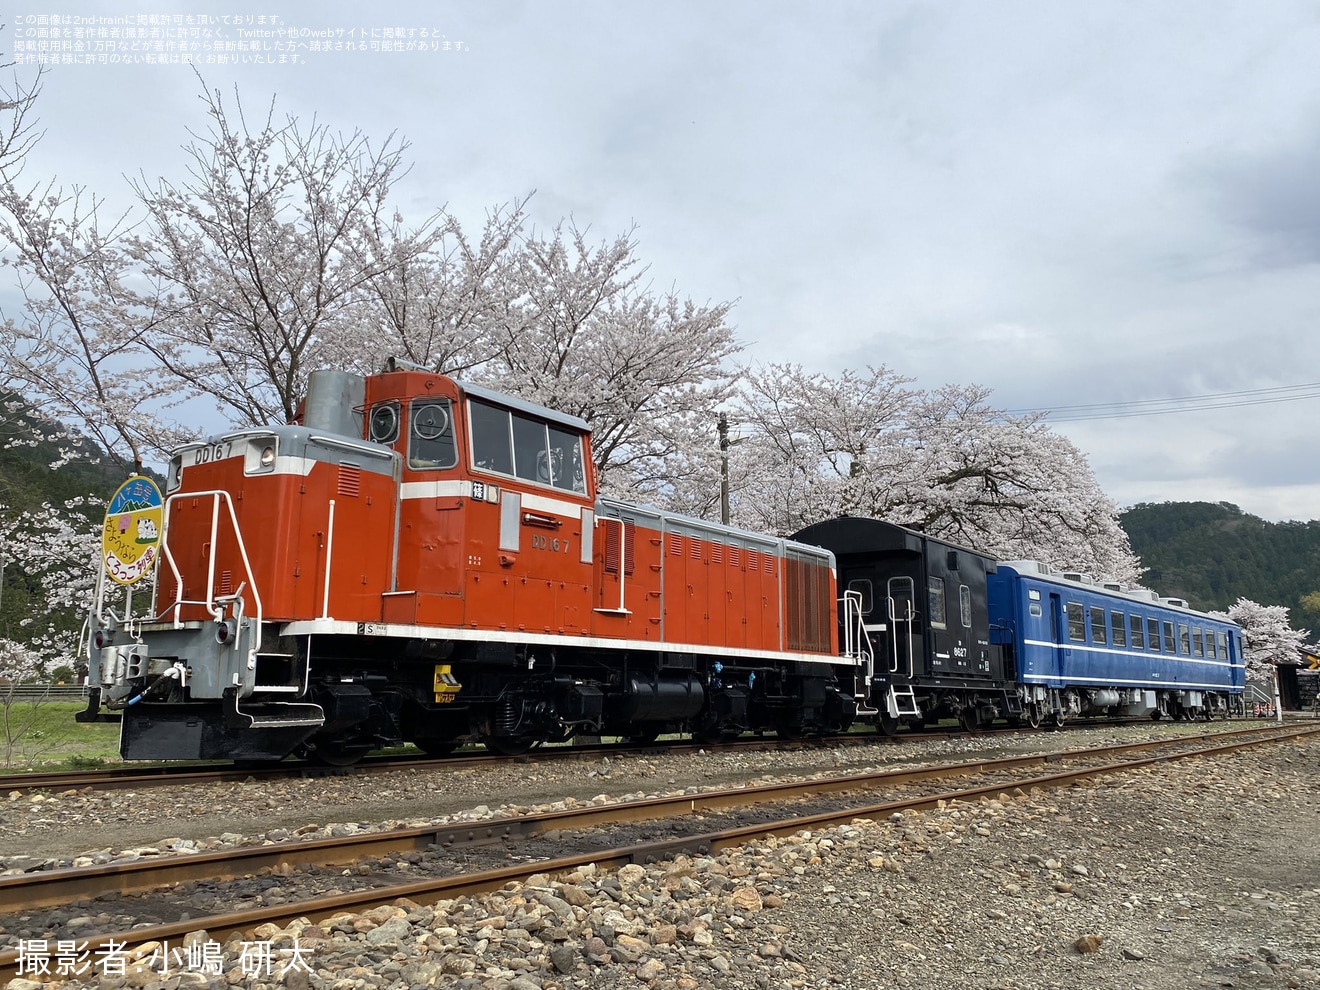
[{"x1": 0, "y1": 700, "x2": 122, "y2": 770}]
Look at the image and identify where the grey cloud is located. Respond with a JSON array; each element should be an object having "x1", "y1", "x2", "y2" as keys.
[{"x1": 1192, "y1": 121, "x2": 1320, "y2": 266}]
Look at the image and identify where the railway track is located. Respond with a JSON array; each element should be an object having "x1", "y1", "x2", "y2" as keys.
[
  {"x1": 0, "y1": 716, "x2": 1244, "y2": 794},
  {"x1": 1, "y1": 721, "x2": 1312, "y2": 982}
]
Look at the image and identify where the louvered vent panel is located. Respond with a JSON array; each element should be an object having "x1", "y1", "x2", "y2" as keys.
[
  {"x1": 605, "y1": 522, "x2": 637, "y2": 575},
  {"x1": 338, "y1": 463, "x2": 362, "y2": 497},
  {"x1": 605, "y1": 523, "x2": 622, "y2": 574}
]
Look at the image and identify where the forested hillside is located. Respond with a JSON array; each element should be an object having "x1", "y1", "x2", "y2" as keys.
[
  {"x1": 0, "y1": 396, "x2": 125, "y2": 514},
  {"x1": 1120, "y1": 501, "x2": 1320, "y2": 630},
  {"x1": 0, "y1": 397, "x2": 126, "y2": 652}
]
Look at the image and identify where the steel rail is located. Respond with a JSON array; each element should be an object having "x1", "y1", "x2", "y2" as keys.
[
  {"x1": 3, "y1": 722, "x2": 1303, "y2": 912},
  {"x1": 0, "y1": 716, "x2": 1250, "y2": 794},
  {"x1": 1, "y1": 721, "x2": 1311, "y2": 985}
]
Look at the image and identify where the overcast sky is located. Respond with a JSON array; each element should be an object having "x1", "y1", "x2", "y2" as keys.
[{"x1": 6, "y1": 1, "x2": 1320, "y2": 521}]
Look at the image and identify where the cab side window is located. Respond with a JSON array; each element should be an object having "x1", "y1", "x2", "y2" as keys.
[{"x1": 470, "y1": 400, "x2": 513, "y2": 474}]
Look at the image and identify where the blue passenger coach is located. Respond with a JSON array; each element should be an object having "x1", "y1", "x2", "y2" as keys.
[{"x1": 987, "y1": 563, "x2": 1245, "y2": 726}]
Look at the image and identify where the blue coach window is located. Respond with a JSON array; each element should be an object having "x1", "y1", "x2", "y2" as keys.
[
  {"x1": 1067, "y1": 603, "x2": 1085, "y2": 642},
  {"x1": 1148, "y1": 617, "x2": 1161, "y2": 651},
  {"x1": 1089, "y1": 606, "x2": 1107, "y2": 644},
  {"x1": 1192, "y1": 628, "x2": 1204, "y2": 657},
  {"x1": 1162, "y1": 621, "x2": 1176, "y2": 653},
  {"x1": 1111, "y1": 611, "x2": 1126, "y2": 647},
  {"x1": 1129, "y1": 614, "x2": 1144, "y2": 649},
  {"x1": 1178, "y1": 623, "x2": 1191, "y2": 655}
]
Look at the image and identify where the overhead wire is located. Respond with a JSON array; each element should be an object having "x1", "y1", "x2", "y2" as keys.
[{"x1": 1007, "y1": 381, "x2": 1320, "y2": 423}]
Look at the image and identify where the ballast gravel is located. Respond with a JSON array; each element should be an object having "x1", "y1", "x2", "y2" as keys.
[{"x1": 2, "y1": 721, "x2": 1318, "y2": 990}]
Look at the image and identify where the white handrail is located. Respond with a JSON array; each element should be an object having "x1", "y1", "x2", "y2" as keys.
[
  {"x1": 321, "y1": 499, "x2": 336, "y2": 619},
  {"x1": 158, "y1": 489, "x2": 264, "y2": 640}
]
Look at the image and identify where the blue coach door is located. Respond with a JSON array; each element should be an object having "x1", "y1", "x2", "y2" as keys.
[{"x1": 1049, "y1": 593, "x2": 1066, "y2": 684}]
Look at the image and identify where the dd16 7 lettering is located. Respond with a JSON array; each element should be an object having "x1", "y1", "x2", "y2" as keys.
[
  {"x1": 530, "y1": 535, "x2": 570, "y2": 553},
  {"x1": 191, "y1": 441, "x2": 234, "y2": 465}
]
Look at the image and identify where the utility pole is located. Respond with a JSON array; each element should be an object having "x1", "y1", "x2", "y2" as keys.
[{"x1": 718, "y1": 413, "x2": 731, "y2": 525}]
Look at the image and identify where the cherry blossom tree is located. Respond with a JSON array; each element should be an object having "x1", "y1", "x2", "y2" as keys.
[
  {"x1": 0, "y1": 496, "x2": 99, "y2": 666},
  {"x1": 730, "y1": 363, "x2": 911, "y2": 532},
  {"x1": 126, "y1": 82, "x2": 444, "y2": 426},
  {"x1": 480, "y1": 221, "x2": 740, "y2": 496},
  {"x1": 0, "y1": 181, "x2": 184, "y2": 474},
  {"x1": 726, "y1": 364, "x2": 1140, "y2": 580},
  {"x1": 351, "y1": 198, "x2": 529, "y2": 377},
  {"x1": 1221, "y1": 598, "x2": 1308, "y2": 682},
  {"x1": 0, "y1": 51, "x2": 41, "y2": 178},
  {"x1": 891, "y1": 384, "x2": 1139, "y2": 580}
]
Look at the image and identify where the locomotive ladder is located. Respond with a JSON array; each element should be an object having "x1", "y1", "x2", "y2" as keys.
[{"x1": 840, "y1": 591, "x2": 879, "y2": 714}]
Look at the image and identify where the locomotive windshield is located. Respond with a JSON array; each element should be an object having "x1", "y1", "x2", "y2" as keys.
[
  {"x1": 469, "y1": 398, "x2": 587, "y2": 493},
  {"x1": 408, "y1": 399, "x2": 458, "y2": 470}
]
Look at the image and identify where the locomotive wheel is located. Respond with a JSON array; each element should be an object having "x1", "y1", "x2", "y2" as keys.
[
  {"x1": 957, "y1": 707, "x2": 981, "y2": 732},
  {"x1": 1048, "y1": 710, "x2": 1066, "y2": 730},
  {"x1": 1026, "y1": 704, "x2": 1043, "y2": 730},
  {"x1": 483, "y1": 735, "x2": 540, "y2": 756},
  {"x1": 877, "y1": 712, "x2": 899, "y2": 737},
  {"x1": 906, "y1": 719, "x2": 926, "y2": 732},
  {"x1": 1150, "y1": 709, "x2": 1163, "y2": 720}
]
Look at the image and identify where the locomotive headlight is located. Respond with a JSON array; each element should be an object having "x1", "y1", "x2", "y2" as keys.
[
  {"x1": 165, "y1": 455, "x2": 183, "y2": 493},
  {"x1": 245, "y1": 436, "x2": 278, "y2": 474},
  {"x1": 215, "y1": 618, "x2": 238, "y2": 645}
]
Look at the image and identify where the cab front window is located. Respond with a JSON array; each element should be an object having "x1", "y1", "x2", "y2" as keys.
[{"x1": 408, "y1": 399, "x2": 457, "y2": 470}]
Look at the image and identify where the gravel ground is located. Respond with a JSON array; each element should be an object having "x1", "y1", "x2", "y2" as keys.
[
  {"x1": 0, "y1": 724, "x2": 1259, "y2": 867},
  {"x1": 4, "y1": 722, "x2": 1318, "y2": 990}
]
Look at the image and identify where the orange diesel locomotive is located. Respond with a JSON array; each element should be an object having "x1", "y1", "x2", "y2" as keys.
[{"x1": 84, "y1": 367, "x2": 855, "y2": 762}]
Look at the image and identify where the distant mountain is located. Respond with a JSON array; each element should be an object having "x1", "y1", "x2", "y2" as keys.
[
  {"x1": 0, "y1": 394, "x2": 129, "y2": 515},
  {"x1": 1119, "y1": 501, "x2": 1320, "y2": 631},
  {"x1": 0, "y1": 396, "x2": 130, "y2": 647}
]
